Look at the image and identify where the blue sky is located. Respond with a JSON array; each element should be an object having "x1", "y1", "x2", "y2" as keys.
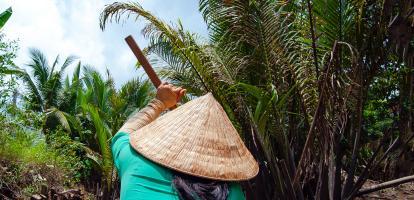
[{"x1": 0, "y1": 0, "x2": 208, "y2": 88}]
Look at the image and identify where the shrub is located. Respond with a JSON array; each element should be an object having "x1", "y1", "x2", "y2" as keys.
[
  {"x1": 0, "y1": 109, "x2": 89, "y2": 198},
  {"x1": 46, "y1": 128, "x2": 93, "y2": 183}
]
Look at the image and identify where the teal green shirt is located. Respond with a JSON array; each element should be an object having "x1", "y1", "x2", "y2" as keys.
[{"x1": 111, "y1": 132, "x2": 246, "y2": 200}]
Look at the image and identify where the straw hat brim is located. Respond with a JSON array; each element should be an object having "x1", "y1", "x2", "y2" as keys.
[{"x1": 130, "y1": 93, "x2": 259, "y2": 181}]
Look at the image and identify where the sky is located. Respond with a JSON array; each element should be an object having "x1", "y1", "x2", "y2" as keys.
[{"x1": 0, "y1": 0, "x2": 208, "y2": 88}]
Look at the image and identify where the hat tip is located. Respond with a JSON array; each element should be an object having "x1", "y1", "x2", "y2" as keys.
[
  {"x1": 206, "y1": 92, "x2": 215, "y2": 98},
  {"x1": 204, "y1": 92, "x2": 215, "y2": 101}
]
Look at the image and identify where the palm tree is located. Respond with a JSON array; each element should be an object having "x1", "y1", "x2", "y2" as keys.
[
  {"x1": 7, "y1": 48, "x2": 77, "y2": 111},
  {"x1": 78, "y1": 66, "x2": 154, "y2": 191},
  {"x1": 75, "y1": 67, "x2": 153, "y2": 194},
  {"x1": 59, "y1": 61, "x2": 82, "y2": 114},
  {"x1": 77, "y1": 66, "x2": 114, "y2": 188},
  {"x1": 3, "y1": 49, "x2": 79, "y2": 134},
  {"x1": 47, "y1": 61, "x2": 84, "y2": 134}
]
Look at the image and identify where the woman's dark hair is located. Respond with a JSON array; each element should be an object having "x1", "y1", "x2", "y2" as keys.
[{"x1": 172, "y1": 172, "x2": 229, "y2": 200}]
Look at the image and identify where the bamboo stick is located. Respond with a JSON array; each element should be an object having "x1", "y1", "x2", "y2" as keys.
[
  {"x1": 357, "y1": 175, "x2": 414, "y2": 196},
  {"x1": 125, "y1": 35, "x2": 161, "y2": 87},
  {"x1": 125, "y1": 35, "x2": 177, "y2": 109}
]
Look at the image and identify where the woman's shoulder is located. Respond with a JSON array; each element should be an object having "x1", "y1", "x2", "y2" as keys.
[
  {"x1": 112, "y1": 131, "x2": 174, "y2": 181},
  {"x1": 112, "y1": 131, "x2": 130, "y2": 146}
]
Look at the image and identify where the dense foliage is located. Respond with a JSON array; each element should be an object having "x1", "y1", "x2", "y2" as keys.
[
  {"x1": 0, "y1": 106, "x2": 87, "y2": 197},
  {"x1": 0, "y1": 7, "x2": 154, "y2": 197},
  {"x1": 100, "y1": 0, "x2": 414, "y2": 199},
  {"x1": 1, "y1": 1, "x2": 413, "y2": 199}
]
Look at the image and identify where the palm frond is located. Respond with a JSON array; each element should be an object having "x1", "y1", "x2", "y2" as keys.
[
  {"x1": 313, "y1": 0, "x2": 356, "y2": 51},
  {"x1": 0, "y1": 7, "x2": 12, "y2": 30},
  {"x1": 202, "y1": 0, "x2": 318, "y2": 120},
  {"x1": 44, "y1": 107, "x2": 71, "y2": 133},
  {"x1": 49, "y1": 55, "x2": 59, "y2": 79},
  {"x1": 80, "y1": 103, "x2": 113, "y2": 188},
  {"x1": 3, "y1": 67, "x2": 44, "y2": 111},
  {"x1": 59, "y1": 62, "x2": 84, "y2": 114},
  {"x1": 100, "y1": 2, "x2": 212, "y2": 93},
  {"x1": 27, "y1": 48, "x2": 49, "y2": 86},
  {"x1": 82, "y1": 65, "x2": 112, "y2": 113},
  {"x1": 60, "y1": 55, "x2": 78, "y2": 72},
  {"x1": 119, "y1": 77, "x2": 154, "y2": 112},
  {"x1": 72, "y1": 61, "x2": 81, "y2": 83}
]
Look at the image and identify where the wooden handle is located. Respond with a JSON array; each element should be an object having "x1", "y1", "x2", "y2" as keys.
[
  {"x1": 125, "y1": 35, "x2": 162, "y2": 87},
  {"x1": 125, "y1": 35, "x2": 177, "y2": 109}
]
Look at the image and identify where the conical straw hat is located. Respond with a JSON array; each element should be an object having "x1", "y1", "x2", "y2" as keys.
[{"x1": 130, "y1": 93, "x2": 259, "y2": 181}]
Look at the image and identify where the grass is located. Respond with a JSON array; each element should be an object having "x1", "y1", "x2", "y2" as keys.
[{"x1": 0, "y1": 113, "x2": 85, "y2": 198}]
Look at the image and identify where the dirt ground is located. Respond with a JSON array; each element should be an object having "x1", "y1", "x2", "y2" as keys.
[{"x1": 357, "y1": 180, "x2": 414, "y2": 200}]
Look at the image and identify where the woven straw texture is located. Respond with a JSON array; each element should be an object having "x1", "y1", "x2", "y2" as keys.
[{"x1": 130, "y1": 93, "x2": 259, "y2": 181}]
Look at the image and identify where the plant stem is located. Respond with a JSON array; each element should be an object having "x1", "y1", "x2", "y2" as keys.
[{"x1": 306, "y1": 0, "x2": 319, "y2": 78}]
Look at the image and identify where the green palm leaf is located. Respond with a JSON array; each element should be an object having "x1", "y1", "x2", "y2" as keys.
[
  {"x1": 82, "y1": 65, "x2": 113, "y2": 112},
  {"x1": 44, "y1": 107, "x2": 71, "y2": 133},
  {"x1": 27, "y1": 48, "x2": 49, "y2": 86},
  {"x1": 3, "y1": 67, "x2": 44, "y2": 111},
  {"x1": 0, "y1": 7, "x2": 12, "y2": 30},
  {"x1": 80, "y1": 103, "x2": 113, "y2": 188},
  {"x1": 313, "y1": 0, "x2": 356, "y2": 52},
  {"x1": 119, "y1": 77, "x2": 153, "y2": 111},
  {"x1": 100, "y1": 2, "x2": 212, "y2": 93}
]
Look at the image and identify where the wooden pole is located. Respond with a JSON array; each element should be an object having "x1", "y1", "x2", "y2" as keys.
[
  {"x1": 356, "y1": 175, "x2": 414, "y2": 196},
  {"x1": 125, "y1": 35, "x2": 177, "y2": 109},
  {"x1": 125, "y1": 35, "x2": 161, "y2": 87}
]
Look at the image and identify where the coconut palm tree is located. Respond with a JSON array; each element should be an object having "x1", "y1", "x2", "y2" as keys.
[
  {"x1": 77, "y1": 66, "x2": 155, "y2": 191},
  {"x1": 70, "y1": 66, "x2": 116, "y2": 196},
  {"x1": 6, "y1": 48, "x2": 77, "y2": 111},
  {"x1": 3, "y1": 49, "x2": 79, "y2": 134}
]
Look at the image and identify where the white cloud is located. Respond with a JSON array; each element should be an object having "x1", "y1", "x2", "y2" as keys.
[
  {"x1": 0, "y1": 0, "x2": 106, "y2": 76},
  {"x1": 1, "y1": 1, "x2": 63, "y2": 61},
  {"x1": 0, "y1": 0, "x2": 207, "y2": 88}
]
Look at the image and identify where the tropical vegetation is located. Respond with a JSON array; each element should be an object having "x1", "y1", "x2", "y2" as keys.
[{"x1": 1, "y1": 0, "x2": 413, "y2": 199}]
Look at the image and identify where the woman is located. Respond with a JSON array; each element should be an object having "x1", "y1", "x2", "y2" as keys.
[{"x1": 112, "y1": 82, "x2": 258, "y2": 199}]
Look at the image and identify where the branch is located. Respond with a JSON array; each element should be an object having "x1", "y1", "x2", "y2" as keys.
[
  {"x1": 306, "y1": 0, "x2": 319, "y2": 78},
  {"x1": 293, "y1": 41, "x2": 338, "y2": 186},
  {"x1": 356, "y1": 175, "x2": 414, "y2": 196},
  {"x1": 347, "y1": 131, "x2": 414, "y2": 199}
]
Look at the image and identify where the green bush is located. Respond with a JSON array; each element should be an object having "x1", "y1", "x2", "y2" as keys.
[
  {"x1": 46, "y1": 128, "x2": 93, "y2": 183},
  {"x1": 0, "y1": 109, "x2": 89, "y2": 198}
]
